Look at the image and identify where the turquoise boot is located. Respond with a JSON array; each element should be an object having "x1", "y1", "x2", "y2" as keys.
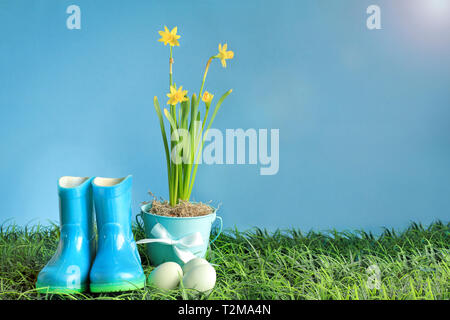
[
  {"x1": 36, "y1": 176, "x2": 96, "y2": 294},
  {"x1": 89, "y1": 175, "x2": 145, "y2": 292}
]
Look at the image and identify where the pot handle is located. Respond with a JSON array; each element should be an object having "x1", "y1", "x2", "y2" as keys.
[
  {"x1": 209, "y1": 215, "x2": 223, "y2": 245},
  {"x1": 135, "y1": 212, "x2": 144, "y2": 233}
]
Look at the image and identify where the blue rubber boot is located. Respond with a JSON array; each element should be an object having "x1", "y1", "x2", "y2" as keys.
[
  {"x1": 89, "y1": 175, "x2": 145, "y2": 292},
  {"x1": 36, "y1": 176, "x2": 96, "y2": 294}
]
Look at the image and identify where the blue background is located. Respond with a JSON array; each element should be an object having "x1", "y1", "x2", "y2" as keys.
[{"x1": 1, "y1": 0, "x2": 449, "y2": 233}]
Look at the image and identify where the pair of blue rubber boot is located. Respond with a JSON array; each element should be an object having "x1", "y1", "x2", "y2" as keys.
[{"x1": 36, "y1": 175, "x2": 145, "y2": 293}]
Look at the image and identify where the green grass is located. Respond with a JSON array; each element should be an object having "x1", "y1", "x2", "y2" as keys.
[{"x1": 0, "y1": 220, "x2": 448, "y2": 300}]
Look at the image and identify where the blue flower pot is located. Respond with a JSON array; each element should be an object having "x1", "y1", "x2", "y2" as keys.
[{"x1": 138, "y1": 203, "x2": 223, "y2": 266}]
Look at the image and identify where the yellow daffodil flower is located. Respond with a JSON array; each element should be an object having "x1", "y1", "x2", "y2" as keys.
[
  {"x1": 217, "y1": 43, "x2": 234, "y2": 68},
  {"x1": 167, "y1": 85, "x2": 188, "y2": 105},
  {"x1": 202, "y1": 91, "x2": 214, "y2": 104},
  {"x1": 158, "y1": 26, "x2": 181, "y2": 47}
]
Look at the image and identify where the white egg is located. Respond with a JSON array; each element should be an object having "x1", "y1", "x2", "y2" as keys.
[
  {"x1": 148, "y1": 262, "x2": 183, "y2": 290},
  {"x1": 182, "y1": 263, "x2": 216, "y2": 293},
  {"x1": 182, "y1": 257, "x2": 210, "y2": 275}
]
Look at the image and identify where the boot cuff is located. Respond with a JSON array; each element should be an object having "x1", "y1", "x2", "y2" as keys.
[
  {"x1": 58, "y1": 176, "x2": 93, "y2": 199},
  {"x1": 92, "y1": 175, "x2": 132, "y2": 198}
]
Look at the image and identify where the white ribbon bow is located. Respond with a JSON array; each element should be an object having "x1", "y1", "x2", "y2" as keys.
[{"x1": 136, "y1": 223, "x2": 204, "y2": 263}]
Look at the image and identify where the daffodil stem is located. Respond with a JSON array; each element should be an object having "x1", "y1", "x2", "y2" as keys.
[
  {"x1": 198, "y1": 56, "x2": 215, "y2": 99},
  {"x1": 168, "y1": 45, "x2": 177, "y2": 206},
  {"x1": 169, "y1": 46, "x2": 173, "y2": 87},
  {"x1": 170, "y1": 104, "x2": 178, "y2": 206}
]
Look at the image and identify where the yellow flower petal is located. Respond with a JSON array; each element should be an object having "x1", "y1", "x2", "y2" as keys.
[
  {"x1": 157, "y1": 26, "x2": 181, "y2": 46},
  {"x1": 217, "y1": 43, "x2": 234, "y2": 68},
  {"x1": 166, "y1": 85, "x2": 188, "y2": 105}
]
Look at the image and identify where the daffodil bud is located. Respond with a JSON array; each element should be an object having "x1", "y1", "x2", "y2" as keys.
[{"x1": 202, "y1": 91, "x2": 214, "y2": 107}]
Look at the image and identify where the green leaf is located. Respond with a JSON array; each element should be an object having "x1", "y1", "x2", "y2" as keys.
[
  {"x1": 188, "y1": 89, "x2": 232, "y2": 197},
  {"x1": 164, "y1": 108, "x2": 180, "y2": 141},
  {"x1": 153, "y1": 96, "x2": 171, "y2": 173}
]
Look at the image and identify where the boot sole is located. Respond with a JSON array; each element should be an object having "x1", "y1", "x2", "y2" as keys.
[
  {"x1": 89, "y1": 277, "x2": 146, "y2": 293},
  {"x1": 36, "y1": 284, "x2": 87, "y2": 294}
]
